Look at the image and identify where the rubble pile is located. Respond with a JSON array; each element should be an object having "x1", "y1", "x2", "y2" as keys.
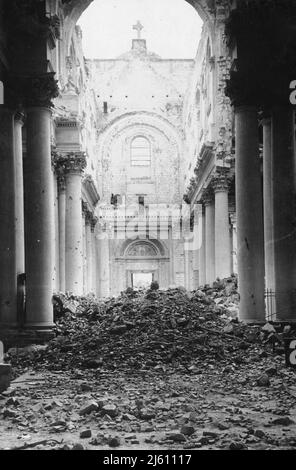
[
  {"x1": 7, "y1": 276, "x2": 275, "y2": 374},
  {"x1": 2, "y1": 277, "x2": 296, "y2": 451}
]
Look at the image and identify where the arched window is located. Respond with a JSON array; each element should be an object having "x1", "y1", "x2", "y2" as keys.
[{"x1": 131, "y1": 136, "x2": 151, "y2": 166}]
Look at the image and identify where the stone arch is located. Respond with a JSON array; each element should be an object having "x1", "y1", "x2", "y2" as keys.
[
  {"x1": 119, "y1": 238, "x2": 168, "y2": 258},
  {"x1": 59, "y1": 0, "x2": 217, "y2": 56},
  {"x1": 98, "y1": 111, "x2": 183, "y2": 151}
]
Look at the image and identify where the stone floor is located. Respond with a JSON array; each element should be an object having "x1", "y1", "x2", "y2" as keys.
[{"x1": 1, "y1": 358, "x2": 296, "y2": 450}]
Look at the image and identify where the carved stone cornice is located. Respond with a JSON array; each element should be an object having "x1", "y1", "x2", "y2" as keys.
[{"x1": 212, "y1": 173, "x2": 230, "y2": 193}]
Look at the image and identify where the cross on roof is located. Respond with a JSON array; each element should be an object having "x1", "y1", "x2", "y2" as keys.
[{"x1": 133, "y1": 21, "x2": 144, "y2": 40}]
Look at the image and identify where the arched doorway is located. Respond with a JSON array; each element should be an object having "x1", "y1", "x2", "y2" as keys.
[{"x1": 111, "y1": 238, "x2": 169, "y2": 294}]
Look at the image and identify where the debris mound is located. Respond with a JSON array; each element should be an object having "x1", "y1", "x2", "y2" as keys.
[{"x1": 7, "y1": 277, "x2": 270, "y2": 373}]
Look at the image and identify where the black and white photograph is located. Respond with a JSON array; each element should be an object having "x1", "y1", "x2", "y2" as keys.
[{"x1": 0, "y1": 0, "x2": 296, "y2": 457}]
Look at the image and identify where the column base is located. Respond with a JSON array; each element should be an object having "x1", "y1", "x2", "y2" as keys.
[
  {"x1": 241, "y1": 320, "x2": 267, "y2": 326},
  {"x1": 0, "y1": 326, "x2": 55, "y2": 349},
  {"x1": 0, "y1": 364, "x2": 12, "y2": 393}
]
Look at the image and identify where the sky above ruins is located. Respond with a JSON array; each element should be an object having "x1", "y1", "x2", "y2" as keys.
[{"x1": 78, "y1": 0, "x2": 203, "y2": 59}]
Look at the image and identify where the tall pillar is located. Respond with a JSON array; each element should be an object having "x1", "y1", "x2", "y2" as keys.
[
  {"x1": 52, "y1": 169, "x2": 59, "y2": 291},
  {"x1": 262, "y1": 117, "x2": 276, "y2": 316},
  {"x1": 82, "y1": 204, "x2": 87, "y2": 294},
  {"x1": 91, "y1": 217, "x2": 98, "y2": 294},
  {"x1": 14, "y1": 112, "x2": 25, "y2": 277},
  {"x1": 203, "y1": 189, "x2": 215, "y2": 285},
  {"x1": 99, "y1": 233, "x2": 110, "y2": 298},
  {"x1": 58, "y1": 176, "x2": 66, "y2": 292},
  {"x1": 0, "y1": 108, "x2": 18, "y2": 328},
  {"x1": 230, "y1": 213, "x2": 238, "y2": 275},
  {"x1": 199, "y1": 206, "x2": 206, "y2": 286},
  {"x1": 64, "y1": 153, "x2": 86, "y2": 295},
  {"x1": 235, "y1": 106, "x2": 265, "y2": 323},
  {"x1": 213, "y1": 174, "x2": 231, "y2": 280},
  {"x1": 271, "y1": 106, "x2": 296, "y2": 321},
  {"x1": 24, "y1": 107, "x2": 55, "y2": 329},
  {"x1": 168, "y1": 224, "x2": 175, "y2": 287},
  {"x1": 14, "y1": 113, "x2": 26, "y2": 325},
  {"x1": 85, "y1": 210, "x2": 93, "y2": 294},
  {"x1": 184, "y1": 245, "x2": 190, "y2": 291}
]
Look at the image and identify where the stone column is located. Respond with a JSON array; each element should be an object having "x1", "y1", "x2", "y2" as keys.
[
  {"x1": 192, "y1": 211, "x2": 199, "y2": 289},
  {"x1": 24, "y1": 107, "x2": 55, "y2": 329},
  {"x1": 52, "y1": 168, "x2": 59, "y2": 292},
  {"x1": 0, "y1": 108, "x2": 18, "y2": 328},
  {"x1": 213, "y1": 173, "x2": 231, "y2": 280},
  {"x1": 14, "y1": 113, "x2": 26, "y2": 325},
  {"x1": 230, "y1": 213, "x2": 238, "y2": 275},
  {"x1": 271, "y1": 106, "x2": 296, "y2": 321},
  {"x1": 82, "y1": 204, "x2": 87, "y2": 294},
  {"x1": 58, "y1": 176, "x2": 66, "y2": 292},
  {"x1": 85, "y1": 210, "x2": 93, "y2": 294},
  {"x1": 203, "y1": 189, "x2": 215, "y2": 285},
  {"x1": 64, "y1": 153, "x2": 86, "y2": 295},
  {"x1": 184, "y1": 245, "x2": 190, "y2": 291},
  {"x1": 168, "y1": 223, "x2": 175, "y2": 287},
  {"x1": 14, "y1": 112, "x2": 25, "y2": 277},
  {"x1": 235, "y1": 106, "x2": 265, "y2": 323},
  {"x1": 262, "y1": 117, "x2": 276, "y2": 315},
  {"x1": 91, "y1": 217, "x2": 98, "y2": 295},
  {"x1": 99, "y1": 231, "x2": 110, "y2": 298},
  {"x1": 199, "y1": 206, "x2": 206, "y2": 286}
]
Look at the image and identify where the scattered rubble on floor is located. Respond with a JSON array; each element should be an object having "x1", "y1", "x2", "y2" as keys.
[{"x1": 1, "y1": 277, "x2": 296, "y2": 450}]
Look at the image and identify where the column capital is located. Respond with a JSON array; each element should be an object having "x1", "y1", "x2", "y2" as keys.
[
  {"x1": 57, "y1": 176, "x2": 66, "y2": 193},
  {"x1": 54, "y1": 152, "x2": 87, "y2": 175},
  {"x1": 24, "y1": 72, "x2": 59, "y2": 108},
  {"x1": 91, "y1": 216, "x2": 98, "y2": 233},
  {"x1": 82, "y1": 202, "x2": 94, "y2": 227},
  {"x1": 14, "y1": 110, "x2": 25, "y2": 125},
  {"x1": 202, "y1": 188, "x2": 214, "y2": 206},
  {"x1": 261, "y1": 116, "x2": 272, "y2": 127},
  {"x1": 7, "y1": 73, "x2": 59, "y2": 109},
  {"x1": 85, "y1": 211, "x2": 93, "y2": 226},
  {"x1": 212, "y1": 173, "x2": 230, "y2": 193},
  {"x1": 51, "y1": 149, "x2": 62, "y2": 173},
  {"x1": 230, "y1": 212, "x2": 237, "y2": 227},
  {"x1": 82, "y1": 201, "x2": 89, "y2": 217}
]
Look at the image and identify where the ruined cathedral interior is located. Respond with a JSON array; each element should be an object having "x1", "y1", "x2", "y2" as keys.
[{"x1": 1, "y1": 0, "x2": 296, "y2": 453}]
